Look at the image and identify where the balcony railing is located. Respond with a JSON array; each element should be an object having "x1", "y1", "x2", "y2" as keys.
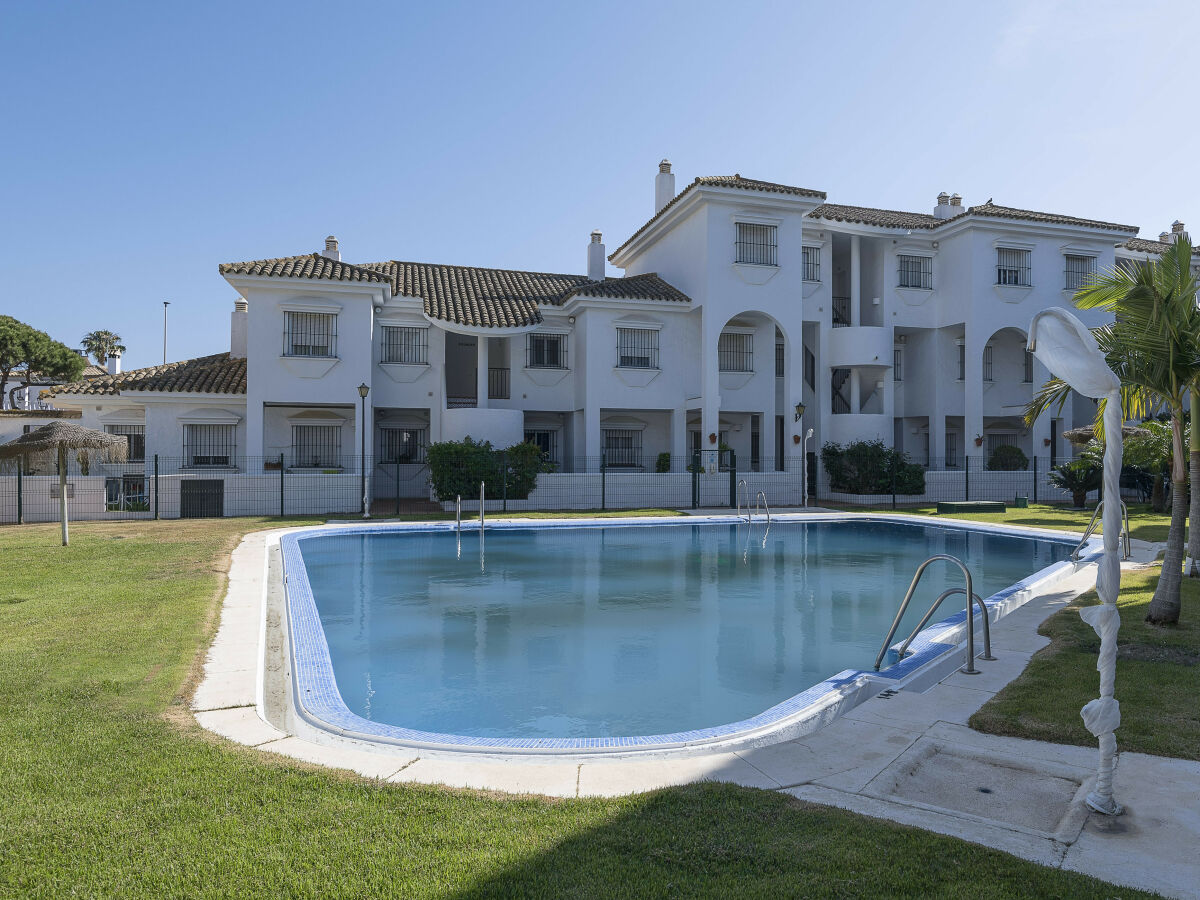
[
  {"x1": 832, "y1": 296, "x2": 851, "y2": 327},
  {"x1": 488, "y1": 367, "x2": 509, "y2": 400}
]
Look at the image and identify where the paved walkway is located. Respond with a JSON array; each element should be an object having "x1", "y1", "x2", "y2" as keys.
[{"x1": 195, "y1": 528, "x2": 1197, "y2": 899}]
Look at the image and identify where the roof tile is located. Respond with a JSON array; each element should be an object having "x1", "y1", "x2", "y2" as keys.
[{"x1": 45, "y1": 353, "x2": 246, "y2": 397}]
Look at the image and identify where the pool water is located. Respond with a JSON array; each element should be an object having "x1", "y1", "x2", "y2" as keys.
[{"x1": 295, "y1": 520, "x2": 1071, "y2": 741}]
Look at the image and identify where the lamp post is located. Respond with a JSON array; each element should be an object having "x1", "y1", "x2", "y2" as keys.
[
  {"x1": 358, "y1": 382, "x2": 370, "y2": 519},
  {"x1": 793, "y1": 401, "x2": 807, "y2": 506},
  {"x1": 1029, "y1": 307, "x2": 1123, "y2": 816},
  {"x1": 802, "y1": 427, "x2": 814, "y2": 508}
]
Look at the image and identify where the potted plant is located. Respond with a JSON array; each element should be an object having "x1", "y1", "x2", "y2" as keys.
[{"x1": 973, "y1": 434, "x2": 984, "y2": 447}]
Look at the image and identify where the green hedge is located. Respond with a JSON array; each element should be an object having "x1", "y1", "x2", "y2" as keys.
[
  {"x1": 986, "y1": 444, "x2": 1029, "y2": 471},
  {"x1": 820, "y1": 439, "x2": 925, "y2": 495},
  {"x1": 426, "y1": 437, "x2": 552, "y2": 501}
]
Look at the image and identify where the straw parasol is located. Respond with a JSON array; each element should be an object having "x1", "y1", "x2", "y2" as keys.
[
  {"x1": 0, "y1": 421, "x2": 127, "y2": 546},
  {"x1": 1062, "y1": 424, "x2": 1150, "y2": 445}
]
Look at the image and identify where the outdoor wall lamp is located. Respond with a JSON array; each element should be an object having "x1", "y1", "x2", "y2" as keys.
[{"x1": 793, "y1": 401, "x2": 806, "y2": 423}]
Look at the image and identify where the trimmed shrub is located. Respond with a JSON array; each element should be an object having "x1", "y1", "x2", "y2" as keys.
[
  {"x1": 987, "y1": 444, "x2": 1029, "y2": 471},
  {"x1": 427, "y1": 436, "x2": 551, "y2": 502},
  {"x1": 820, "y1": 439, "x2": 925, "y2": 495},
  {"x1": 655, "y1": 452, "x2": 672, "y2": 473}
]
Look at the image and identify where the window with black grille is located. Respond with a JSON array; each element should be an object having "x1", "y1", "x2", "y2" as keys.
[
  {"x1": 184, "y1": 424, "x2": 235, "y2": 467},
  {"x1": 527, "y1": 333, "x2": 566, "y2": 368},
  {"x1": 291, "y1": 424, "x2": 341, "y2": 468},
  {"x1": 1064, "y1": 254, "x2": 1096, "y2": 291},
  {"x1": 802, "y1": 246, "x2": 821, "y2": 281},
  {"x1": 718, "y1": 332, "x2": 754, "y2": 372},
  {"x1": 602, "y1": 428, "x2": 642, "y2": 467},
  {"x1": 617, "y1": 328, "x2": 659, "y2": 369},
  {"x1": 894, "y1": 347, "x2": 903, "y2": 382},
  {"x1": 804, "y1": 346, "x2": 816, "y2": 389},
  {"x1": 382, "y1": 326, "x2": 428, "y2": 364},
  {"x1": 104, "y1": 424, "x2": 145, "y2": 461},
  {"x1": 735, "y1": 223, "x2": 777, "y2": 266},
  {"x1": 379, "y1": 427, "x2": 427, "y2": 463},
  {"x1": 996, "y1": 248, "x2": 1031, "y2": 286},
  {"x1": 284, "y1": 312, "x2": 337, "y2": 357},
  {"x1": 775, "y1": 342, "x2": 784, "y2": 378},
  {"x1": 524, "y1": 429, "x2": 558, "y2": 463},
  {"x1": 898, "y1": 255, "x2": 933, "y2": 289},
  {"x1": 983, "y1": 344, "x2": 994, "y2": 382},
  {"x1": 1024, "y1": 348, "x2": 1034, "y2": 383}
]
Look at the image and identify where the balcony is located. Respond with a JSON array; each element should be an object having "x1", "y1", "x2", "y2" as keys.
[{"x1": 827, "y1": 325, "x2": 893, "y2": 369}]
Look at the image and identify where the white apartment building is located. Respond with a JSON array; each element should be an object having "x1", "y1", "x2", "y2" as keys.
[{"x1": 44, "y1": 162, "x2": 1194, "y2": 504}]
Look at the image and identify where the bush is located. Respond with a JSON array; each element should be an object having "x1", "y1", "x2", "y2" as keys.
[
  {"x1": 986, "y1": 444, "x2": 1028, "y2": 471},
  {"x1": 655, "y1": 452, "x2": 672, "y2": 473},
  {"x1": 1048, "y1": 458, "x2": 1102, "y2": 508},
  {"x1": 426, "y1": 436, "x2": 552, "y2": 502},
  {"x1": 820, "y1": 439, "x2": 925, "y2": 495}
]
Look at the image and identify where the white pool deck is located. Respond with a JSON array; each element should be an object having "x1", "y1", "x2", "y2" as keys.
[{"x1": 193, "y1": 515, "x2": 1199, "y2": 899}]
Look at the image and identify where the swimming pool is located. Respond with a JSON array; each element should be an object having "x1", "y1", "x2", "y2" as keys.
[{"x1": 281, "y1": 516, "x2": 1083, "y2": 752}]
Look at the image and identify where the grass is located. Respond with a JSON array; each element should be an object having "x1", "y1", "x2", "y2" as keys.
[
  {"x1": 970, "y1": 566, "x2": 1200, "y2": 761},
  {"x1": 0, "y1": 517, "x2": 1162, "y2": 898},
  {"x1": 828, "y1": 502, "x2": 1172, "y2": 543}
]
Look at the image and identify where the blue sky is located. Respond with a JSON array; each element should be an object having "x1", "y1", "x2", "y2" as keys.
[{"x1": 2, "y1": 0, "x2": 1196, "y2": 370}]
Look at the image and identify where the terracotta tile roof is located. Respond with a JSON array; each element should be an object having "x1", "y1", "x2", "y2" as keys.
[
  {"x1": 219, "y1": 253, "x2": 391, "y2": 285},
  {"x1": 610, "y1": 174, "x2": 827, "y2": 260},
  {"x1": 963, "y1": 201, "x2": 1137, "y2": 233},
  {"x1": 222, "y1": 255, "x2": 692, "y2": 329},
  {"x1": 1119, "y1": 236, "x2": 1200, "y2": 256},
  {"x1": 808, "y1": 203, "x2": 945, "y2": 230},
  {"x1": 45, "y1": 353, "x2": 246, "y2": 397},
  {"x1": 0, "y1": 408, "x2": 81, "y2": 418}
]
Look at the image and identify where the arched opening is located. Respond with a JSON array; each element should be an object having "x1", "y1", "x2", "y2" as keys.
[{"x1": 980, "y1": 326, "x2": 1034, "y2": 466}]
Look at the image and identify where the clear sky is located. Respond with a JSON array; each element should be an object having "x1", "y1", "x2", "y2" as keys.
[{"x1": 2, "y1": 0, "x2": 1196, "y2": 370}]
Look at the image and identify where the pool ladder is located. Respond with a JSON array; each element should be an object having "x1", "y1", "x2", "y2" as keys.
[
  {"x1": 736, "y1": 480, "x2": 770, "y2": 526},
  {"x1": 1071, "y1": 499, "x2": 1131, "y2": 561},
  {"x1": 873, "y1": 554, "x2": 995, "y2": 674}
]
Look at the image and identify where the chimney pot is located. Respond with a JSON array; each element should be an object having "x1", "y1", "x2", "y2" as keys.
[
  {"x1": 322, "y1": 235, "x2": 340, "y2": 261},
  {"x1": 949, "y1": 193, "x2": 962, "y2": 206},
  {"x1": 937, "y1": 192, "x2": 949, "y2": 204},
  {"x1": 107, "y1": 352, "x2": 121, "y2": 376},
  {"x1": 587, "y1": 231, "x2": 606, "y2": 281},
  {"x1": 1172, "y1": 220, "x2": 1185, "y2": 233},
  {"x1": 230, "y1": 297, "x2": 249, "y2": 359},
  {"x1": 654, "y1": 159, "x2": 676, "y2": 214},
  {"x1": 1160, "y1": 232, "x2": 1171, "y2": 242},
  {"x1": 934, "y1": 191, "x2": 957, "y2": 219}
]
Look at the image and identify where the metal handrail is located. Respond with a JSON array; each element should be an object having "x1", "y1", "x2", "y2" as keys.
[
  {"x1": 479, "y1": 482, "x2": 485, "y2": 529},
  {"x1": 736, "y1": 479, "x2": 750, "y2": 522},
  {"x1": 873, "y1": 554, "x2": 986, "y2": 674},
  {"x1": 755, "y1": 490, "x2": 770, "y2": 527},
  {"x1": 1072, "y1": 499, "x2": 1130, "y2": 561},
  {"x1": 894, "y1": 588, "x2": 994, "y2": 664},
  {"x1": 455, "y1": 495, "x2": 462, "y2": 531}
]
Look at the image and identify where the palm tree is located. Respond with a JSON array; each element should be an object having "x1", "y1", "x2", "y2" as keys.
[
  {"x1": 80, "y1": 330, "x2": 126, "y2": 366},
  {"x1": 1047, "y1": 458, "x2": 1102, "y2": 508},
  {"x1": 1027, "y1": 236, "x2": 1200, "y2": 625}
]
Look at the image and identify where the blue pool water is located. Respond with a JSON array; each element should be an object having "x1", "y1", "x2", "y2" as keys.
[{"x1": 293, "y1": 520, "x2": 1071, "y2": 741}]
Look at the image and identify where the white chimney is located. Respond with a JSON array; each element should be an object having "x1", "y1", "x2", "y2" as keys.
[
  {"x1": 933, "y1": 191, "x2": 953, "y2": 219},
  {"x1": 588, "y1": 231, "x2": 606, "y2": 281},
  {"x1": 231, "y1": 297, "x2": 248, "y2": 359},
  {"x1": 322, "y1": 235, "x2": 340, "y2": 261},
  {"x1": 107, "y1": 351, "x2": 121, "y2": 376},
  {"x1": 1172, "y1": 220, "x2": 1189, "y2": 242},
  {"x1": 655, "y1": 159, "x2": 675, "y2": 213}
]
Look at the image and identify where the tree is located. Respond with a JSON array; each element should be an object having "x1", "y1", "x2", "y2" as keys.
[
  {"x1": 0, "y1": 316, "x2": 25, "y2": 408},
  {"x1": 1027, "y1": 236, "x2": 1200, "y2": 625},
  {"x1": 0, "y1": 317, "x2": 86, "y2": 410},
  {"x1": 81, "y1": 330, "x2": 126, "y2": 366},
  {"x1": 1048, "y1": 458, "x2": 1103, "y2": 508}
]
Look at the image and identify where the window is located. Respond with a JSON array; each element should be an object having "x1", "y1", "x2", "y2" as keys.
[
  {"x1": 804, "y1": 346, "x2": 816, "y2": 390},
  {"x1": 983, "y1": 344, "x2": 994, "y2": 382},
  {"x1": 284, "y1": 311, "x2": 336, "y2": 357},
  {"x1": 602, "y1": 428, "x2": 642, "y2": 468},
  {"x1": 802, "y1": 246, "x2": 821, "y2": 281},
  {"x1": 946, "y1": 432, "x2": 959, "y2": 468},
  {"x1": 735, "y1": 222, "x2": 777, "y2": 266},
  {"x1": 184, "y1": 424, "x2": 235, "y2": 467},
  {"x1": 616, "y1": 328, "x2": 659, "y2": 369},
  {"x1": 1024, "y1": 348, "x2": 1034, "y2": 383},
  {"x1": 524, "y1": 429, "x2": 558, "y2": 463},
  {"x1": 1064, "y1": 254, "x2": 1096, "y2": 291},
  {"x1": 104, "y1": 424, "x2": 145, "y2": 462},
  {"x1": 996, "y1": 248, "x2": 1031, "y2": 286},
  {"x1": 291, "y1": 424, "x2": 341, "y2": 468},
  {"x1": 381, "y1": 326, "x2": 428, "y2": 364},
  {"x1": 775, "y1": 343, "x2": 784, "y2": 378},
  {"x1": 527, "y1": 333, "x2": 566, "y2": 369},
  {"x1": 898, "y1": 255, "x2": 933, "y2": 289},
  {"x1": 718, "y1": 332, "x2": 754, "y2": 372},
  {"x1": 893, "y1": 348, "x2": 903, "y2": 382},
  {"x1": 957, "y1": 342, "x2": 966, "y2": 381},
  {"x1": 380, "y1": 427, "x2": 427, "y2": 464}
]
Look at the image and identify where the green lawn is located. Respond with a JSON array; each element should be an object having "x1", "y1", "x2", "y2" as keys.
[
  {"x1": 0, "y1": 518, "x2": 1160, "y2": 898},
  {"x1": 832, "y1": 502, "x2": 1172, "y2": 543},
  {"x1": 970, "y1": 566, "x2": 1200, "y2": 760}
]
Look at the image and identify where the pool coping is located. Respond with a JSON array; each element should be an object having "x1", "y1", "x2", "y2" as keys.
[{"x1": 275, "y1": 513, "x2": 1103, "y2": 757}]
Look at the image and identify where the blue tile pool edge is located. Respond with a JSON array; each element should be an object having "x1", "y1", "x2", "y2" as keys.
[{"x1": 279, "y1": 513, "x2": 1102, "y2": 755}]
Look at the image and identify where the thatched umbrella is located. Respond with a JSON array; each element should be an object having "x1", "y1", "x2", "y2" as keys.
[
  {"x1": 0, "y1": 421, "x2": 126, "y2": 546},
  {"x1": 1062, "y1": 424, "x2": 1151, "y2": 445}
]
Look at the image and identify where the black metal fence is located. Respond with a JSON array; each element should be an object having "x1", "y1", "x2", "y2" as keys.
[{"x1": 0, "y1": 451, "x2": 1122, "y2": 524}]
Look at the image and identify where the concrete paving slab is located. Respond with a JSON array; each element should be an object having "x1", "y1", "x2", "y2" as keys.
[
  {"x1": 389, "y1": 758, "x2": 579, "y2": 798},
  {"x1": 194, "y1": 707, "x2": 287, "y2": 747},
  {"x1": 842, "y1": 682, "x2": 994, "y2": 731},
  {"x1": 191, "y1": 673, "x2": 256, "y2": 712},
  {"x1": 737, "y1": 717, "x2": 919, "y2": 789},
  {"x1": 577, "y1": 753, "x2": 781, "y2": 796},
  {"x1": 256, "y1": 737, "x2": 415, "y2": 780},
  {"x1": 942, "y1": 647, "x2": 1042, "y2": 693}
]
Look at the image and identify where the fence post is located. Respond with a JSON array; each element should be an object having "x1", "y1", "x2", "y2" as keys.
[
  {"x1": 728, "y1": 451, "x2": 737, "y2": 509},
  {"x1": 964, "y1": 456, "x2": 970, "y2": 502},
  {"x1": 279, "y1": 454, "x2": 285, "y2": 517},
  {"x1": 691, "y1": 451, "x2": 700, "y2": 509},
  {"x1": 153, "y1": 454, "x2": 160, "y2": 520},
  {"x1": 502, "y1": 451, "x2": 508, "y2": 512},
  {"x1": 1032, "y1": 455, "x2": 1038, "y2": 504},
  {"x1": 600, "y1": 453, "x2": 606, "y2": 511},
  {"x1": 891, "y1": 455, "x2": 898, "y2": 510},
  {"x1": 16, "y1": 458, "x2": 23, "y2": 525},
  {"x1": 395, "y1": 457, "x2": 401, "y2": 517}
]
